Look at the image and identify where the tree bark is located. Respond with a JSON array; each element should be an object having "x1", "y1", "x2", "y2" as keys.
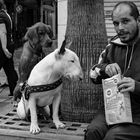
[{"x1": 61, "y1": 0, "x2": 108, "y2": 123}]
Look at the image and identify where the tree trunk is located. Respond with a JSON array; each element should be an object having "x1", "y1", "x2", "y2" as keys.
[{"x1": 61, "y1": 0, "x2": 108, "y2": 123}]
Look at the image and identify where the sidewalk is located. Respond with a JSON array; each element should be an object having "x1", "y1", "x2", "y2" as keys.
[{"x1": 0, "y1": 48, "x2": 22, "y2": 115}]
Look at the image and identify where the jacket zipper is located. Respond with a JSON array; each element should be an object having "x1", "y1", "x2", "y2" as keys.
[{"x1": 122, "y1": 43, "x2": 135, "y2": 76}]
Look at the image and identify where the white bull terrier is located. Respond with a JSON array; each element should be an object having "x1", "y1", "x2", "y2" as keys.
[{"x1": 17, "y1": 39, "x2": 83, "y2": 134}]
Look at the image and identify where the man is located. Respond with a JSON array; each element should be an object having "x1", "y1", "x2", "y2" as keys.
[
  {"x1": 0, "y1": 0, "x2": 18, "y2": 96},
  {"x1": 85, "y1": 1, "x2": 140, "y2": 140}
]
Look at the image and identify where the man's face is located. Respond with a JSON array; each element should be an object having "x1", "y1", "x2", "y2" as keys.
[{"x1": 112, "y1": 4, "x2": 139, "y2": 43}]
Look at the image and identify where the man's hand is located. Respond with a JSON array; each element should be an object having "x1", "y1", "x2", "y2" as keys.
[
  {"x1": 117, "y1": 77, "x2": 135, "y2": 93},
  {"x1": 105, "y1": 63, "x2": 121, "y2": 77},
  {"x1": 4, "y1": 49, "x2": 12, "y2": 58}
]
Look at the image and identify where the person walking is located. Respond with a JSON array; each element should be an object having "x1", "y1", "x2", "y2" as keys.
[{"x1": 0, "y1": 0, "x2": 18, "y2": 96}]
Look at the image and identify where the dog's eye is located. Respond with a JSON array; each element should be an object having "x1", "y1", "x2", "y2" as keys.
[
  {"x1": 70, "y1": 60, "x2": 74, "y2": 63},
  {"x1": 38, "y1": 32, "x2": 45, "y2": 36}
]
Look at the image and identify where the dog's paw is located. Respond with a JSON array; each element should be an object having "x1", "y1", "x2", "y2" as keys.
[
  {"x1": 30, "y1": 123, "x2": 40, "y2": 134},
  {"x1": 54, "y1": 120, "x2": 65, "y2": 129}
]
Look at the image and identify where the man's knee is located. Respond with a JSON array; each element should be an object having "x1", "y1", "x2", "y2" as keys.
[
  {"x1": 85, "y1": 126, "x2": 102, "y2": 140},
  {"x1": 104, "y1": 127, "x2": 119, "y2": 140},
  {"x1": 85, "y1": 123, "x2": 107, "y2": 140},
  {"x1": 85, "y1": 113, "x2": 108, "y2": 140}
]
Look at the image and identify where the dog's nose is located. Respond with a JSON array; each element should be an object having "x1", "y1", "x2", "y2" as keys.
[
  {"x1": 79, "y1": 77, "x2": 83, "y2": 81},
  {"x1": 79, "y1": 72, "x2": 83, "y2": 81},
  {"x1": 48, "y1": 41, "x2": 52, "y2": 46},
  {"x1": 46, "y1": 41, "x2": 53, "y2": 48}
]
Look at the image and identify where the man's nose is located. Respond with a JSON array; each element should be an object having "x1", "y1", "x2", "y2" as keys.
[{"x1": 118, "y1": 23, "x2": 124, "y2": 30}]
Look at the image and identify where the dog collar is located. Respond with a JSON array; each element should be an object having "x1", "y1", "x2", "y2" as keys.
[
  {"x1": 28, "y1": 41, "x2": 43, "y2": 57},
  {"x1": 22, "y1": 78, "x2": 63, "y2": 100}
]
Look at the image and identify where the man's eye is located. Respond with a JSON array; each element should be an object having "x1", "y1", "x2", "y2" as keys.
[
  {"x1": 122, "y1": 20, "x2": 129, "y2": 24},
  {"x1": 113, "y1": 22, "x2": 119, "y2": 26}
]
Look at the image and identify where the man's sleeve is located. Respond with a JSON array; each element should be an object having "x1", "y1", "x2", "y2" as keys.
[
  {"x1": 134, "y1": 81, "x2": 140, "y2": 96},
  {"x1": 90, "y1": 45, "x2": 110, "y2": 84}
]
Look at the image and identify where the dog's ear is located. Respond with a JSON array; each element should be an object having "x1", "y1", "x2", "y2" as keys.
[
  {"x1": 46, "y1": 25, "x2": 54, "y2": 39},
  {"x1": 24, "y1": 26, "x2": 39, "y2": 44},
  {"x1": 55, "y1": 39, "x2": 72, "y2": 59},
  {"x1": 65, "y1": 41, "x2": 72, "y2": 49},
  {"x1": 58, "y1": 39, "x2": 66, "y2": 55}
]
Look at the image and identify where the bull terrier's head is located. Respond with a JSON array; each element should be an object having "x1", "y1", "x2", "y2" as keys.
[{"x1": 55, "y1": 39, "x2": 83, "y2": 81}]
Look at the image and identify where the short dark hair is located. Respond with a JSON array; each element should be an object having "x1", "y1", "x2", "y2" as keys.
[{"x1": 112, "y1": 1, "x2": 139, "y2": 20}]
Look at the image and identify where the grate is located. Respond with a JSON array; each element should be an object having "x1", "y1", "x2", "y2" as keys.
[{"x1": 0, "y1": 108, "x2": 88, "y2": 137}]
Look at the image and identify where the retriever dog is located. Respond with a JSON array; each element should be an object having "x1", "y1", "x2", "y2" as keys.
[
  {"x1": 13, "y1": 22, "x2": 54, "y2": 101},
  {"x1": 16, "y1": 39, "x2": 83, "y2": 134}
]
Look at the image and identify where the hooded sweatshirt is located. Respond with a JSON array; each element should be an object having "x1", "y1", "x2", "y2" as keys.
[{"x1": 90, "y1": 33, "x2": 140, "y2": 123}]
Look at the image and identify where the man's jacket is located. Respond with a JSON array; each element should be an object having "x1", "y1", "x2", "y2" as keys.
[{"x1": 90, "y1": 34, "x2": 140, "y2": 122}]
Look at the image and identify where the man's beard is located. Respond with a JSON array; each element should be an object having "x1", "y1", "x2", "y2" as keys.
[{"x1": 120, "y1": 28, "x2": 139, "y2": 43}]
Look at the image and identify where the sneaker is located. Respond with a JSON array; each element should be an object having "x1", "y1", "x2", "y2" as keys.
[
  {"x1": 8, "y1": 94, "x2": 13, "y2": 96},
  {"x1": 0, "y1": 83, "x2": 9, "y2": 88}
]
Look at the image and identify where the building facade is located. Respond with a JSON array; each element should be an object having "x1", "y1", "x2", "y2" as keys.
[
  {"x1": 58, "y1": 0, "x2": 140, "y2": 46},
  {"x1": 4, "y1": 0, "x2": 140, "y2": 48},
  {"x1": 5, "y1": 0, "x2": 57, "y2": 48}
]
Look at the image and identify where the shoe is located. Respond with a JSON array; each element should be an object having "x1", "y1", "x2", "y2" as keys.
[
  {"x1": 0, "y1": 83, "x2": 9, "y2": 88},
  {"x1": 8, "y1": 94, "x2": 13, "y2": 96}
]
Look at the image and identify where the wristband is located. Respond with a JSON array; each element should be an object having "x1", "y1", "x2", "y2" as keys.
[
  {"x1": 19, "y1": 83, "x2": 24, "y2": 91},
  {"x1": 19, "y1": 83, "x2": 24, "y2": 87}
]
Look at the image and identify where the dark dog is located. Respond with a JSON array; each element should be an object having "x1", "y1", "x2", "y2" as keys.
[{"x1": 13, "y1": 22, "x2": 54, "y2": 101}]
